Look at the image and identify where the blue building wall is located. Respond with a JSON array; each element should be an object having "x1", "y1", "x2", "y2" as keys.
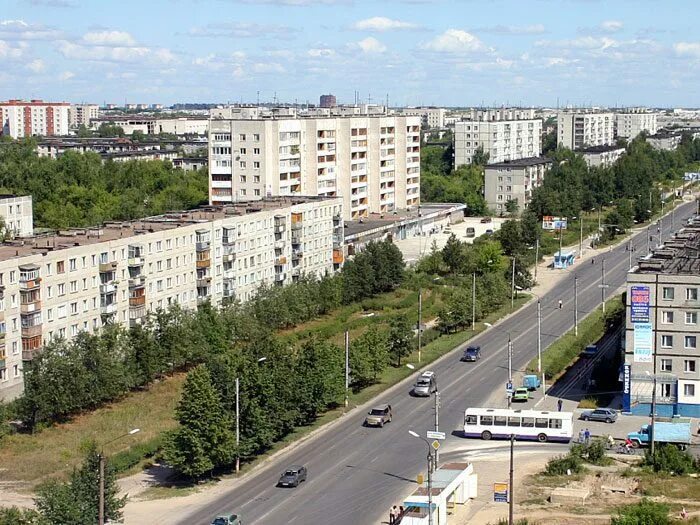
[{"x1": 628, "y1": 403, "x2": 700, "y2": 418}]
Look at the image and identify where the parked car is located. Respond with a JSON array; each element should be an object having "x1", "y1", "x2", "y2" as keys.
[
  {"x1": 412, "y1": 371, "x2": 437, "y2": 397},
  {"x1": 522, "y1": 374, "x2": 541, "y2": 391},
  {"x1": 580, "y1": 408, "x2": 618, "y2": 423},
  {"x1": 485, "y1": 229, "x2": 494, "y2": 236},
  {"x1": 511, "y1": 387, "x2": 530, "y2": 402},
  {"x1": 465, "y1": 227, "x2": 476, "y2": 238},
  {"x1": 277, "y1": 465, "x2": 307, "y2": 487},
  {"x1": 211, "y1": 514, "x2": 242, "y2": 525},
  {"x1": 581, "y1": 344, "x2": 598, "y2": 358},
  {"x1": 480, "y1": 217, "x2": 492, "y2": 223},
  {"x1": 364, "y1": 404, "x2": 393, "y2": 427},
  {"x1": 461, "y1": 346, "x2": 481, "y2": 362}
]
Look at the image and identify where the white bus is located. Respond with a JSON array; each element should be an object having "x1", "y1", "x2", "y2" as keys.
[{"x1": 463, "y1": 407, "x2": 574, "y2": 443}]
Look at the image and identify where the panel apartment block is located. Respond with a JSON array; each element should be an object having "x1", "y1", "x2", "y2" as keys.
[
  {"x1": 615, "y1": 110, "x2": 658, "y2": 139},
  {"x1": 557, "y1": 111, "x2": 614, "y2": 150},
  {"x1": 0, "y1": 197, "x2": 344, "y2": 401},
  {"x1": 483, "y1": 157, "x2": 552, "y2": 214},
  {"x1": 208, "y1": 115, "x2": 421, "y2": 220},
  {"x1": 0, "y1": 99, "x2": 70, "y2": 139}
]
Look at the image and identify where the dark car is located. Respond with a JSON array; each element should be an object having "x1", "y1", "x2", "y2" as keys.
[
  {"x1": 581, "y1": 345, "x2": 598, "y2": 358},
  {"x1": 580, "y1": 408, "x2": 618, "y2": 423},
  {"x1": 461, "y1": 346, "x2": 481, "y2": 362},
  {"x1": 211, "y1": 515, "x2": 241, "y2": 525},
  {"x1": 480, "y1": 217, "x2": 492, "y2": 223},
  {"x1": 277, "y1": 465, "x2": 307, "y2": 487}
]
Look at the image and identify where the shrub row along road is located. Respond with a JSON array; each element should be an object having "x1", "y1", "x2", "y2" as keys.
[{"x1": 177, "y1": 200, "x2": 696, "y2": 525}]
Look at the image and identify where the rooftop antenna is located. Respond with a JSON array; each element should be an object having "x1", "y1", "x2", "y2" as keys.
[{"x1": 257, "y1": 91, "x2": 260, "y2": 106}]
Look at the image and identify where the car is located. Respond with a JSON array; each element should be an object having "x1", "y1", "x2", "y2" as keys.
[
  {"x1": 485, "y1": 229, "x2": 494, "y2": 236},
  {"x1": 211, "y1": 514, "x2": 242, "y2": 525},
  {"x1": 364, "y1": 404, "x2": 392, "y2": 427},
  {"x1": 581, "y1": 408, "x2": 618, "y2": 423},
  {"x1": 480, "y1": 217, "x2": 492, "y2": 223},
  {"x1": 465, "y1": 227, "x2": 476, "y2": 238},
  {"x1": 581, "y1": 344, "x2": 598, "y2": 358},
  {"x1": 412, "y1": 371, "x2": 437, "y2": 396},
  {"x1": 277, "y1": 465, "x2": 307, "y2": 487},
  {"x1": 461, "y1": 346, "x2": 481, "y2": 362},
  {"x1": 511, "y1": 387, "x2": 530, "y2": 402}
]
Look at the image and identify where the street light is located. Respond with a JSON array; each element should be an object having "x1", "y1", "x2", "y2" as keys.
[
  {"x1": 98, "y1": 428, "x2": 141, "y2": 525},
  {"x1": 406, "y1": 364, "x2": 441, "y2": 465},
  {"x1": 484, "y1": 322, "x2": 513, "y2": 408},
  {"x1": 408, "y1": 430, "x2": 434, "y2": 525},
  {"x1": 235, "y1": 357, "x2": 268, "y2": 474}
]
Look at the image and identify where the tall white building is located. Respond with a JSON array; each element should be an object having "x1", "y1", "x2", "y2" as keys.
[
  {"x1": 69, "y1": 104, "x2": 100, "y2": 128},
  {"x1": 400, "y1": 107, "x2": 446, "y2": 129},
  {"x1": 0, "y1": 197, "x2": 344, "y2": 401},
  {"x1": 0, "y1": 100, "x2": 70, "y2": 139},
  {"x1": 454, "y1": 109, "x2": 542, "y2": 166},
  {"x1": 616, "y1": 109, "x2": 659, "y2": 139},
  {"x1": 209, "y1": 115, "x2": 421, "y2": 220},
  {"x1": 557, "y1": 111, "x2": 614, "y2": 150}
]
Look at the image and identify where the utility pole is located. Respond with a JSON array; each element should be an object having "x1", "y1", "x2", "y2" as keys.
[
  {"x1": 427, "y1": 451, "x2": 434, "y2": 525},
  {"x1": 507, "y1": 334, "x2": 513, "y2": 409},
  {"x1": 537, "y1": 299, "x2": 542, "y2": 380},
  {"x1": 235, "y1": 377, "x2": 240, "y2": 473},
  {"x1": 418, "y1": 289, "x2": 423, "y2": 363},
  {"x1": 534, "y1": 237, "x2": 540, "y2": 283},
  {"x1": 651, "y1": 274, "x2": 659, "y2": 464},
  {"x1": 98, "y1": 453, "x2": 105, "y2": 525},
  {"x1": 471, "y1": 272, "x2": 476, "y2": 331},
  {"x1": 628, "y1": 242, "x2": 633, "y2": 270},
  {"x1": 601, "y1": 259, "x2": 607, "y2": 314},
  {"x1": 558, "y1": 222, "x2": 563, "y2": 264},
  {"x1": 511, "y1": 257, "x2": 516, "y2": 309},
  {"x1": 434, "y1": 390, "x2": 440, "y2": 468},
  {"x1": 574, "y1": 275, "x2": 579, "y2": 337},
  {"x1": 647, "y1": 226, "x2": 651, "y2": 254},
  {"x1": 509, "y1": 434, "x2": 515, "y2": 525},
  {"x1": 344, "y1": 330, "x2": 349, "y2": 408},
  {"x1": 579, "y1": 212, "x2": 583, "y2": 258}
]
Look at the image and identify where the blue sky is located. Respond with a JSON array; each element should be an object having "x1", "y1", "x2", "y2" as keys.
[{"x1": 1, "y1": 0, "x2": 700, "y2": 107}]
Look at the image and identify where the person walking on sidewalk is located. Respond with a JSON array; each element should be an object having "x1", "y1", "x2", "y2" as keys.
[
  {"x1": 389, "y1": 505, "x2": 398, "y2": 525},
  {"x1": 584, "y1": 428, "x2": 591, "y2": 444},
  {"x1": 558, "y1": 299, "x2": 563, "y2": 309},
  {"x1": 557, "y1": 399, "x2": 563, "y2": 412}
]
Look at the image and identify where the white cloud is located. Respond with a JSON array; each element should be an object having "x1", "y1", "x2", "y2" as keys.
[
  {"x1": 82, "y1": 30, "x2": 137, "y2": 47},
  {"x1": 674, "y1": 42, "x2": 700, "y2": 58},
  {"x1": 236, "y1": 0, "x2": 347, "y2": 5},
  {"x1": 58, "y1": 71, "x2": 74, "y2": 81},
  {"x1": 188, "y1": 22, "x2": 296, "y2": 39},
  {"x1": 26, "y1": 58, "x2": 45, "y2": 73},
  {"x1": 308, "y1": 48, "x2": 335, "y2": 57},
  {"x1": 422, "y1": 29, "x2": 491, "y2": 54},
  {"x1": 252, "y1": 62, "x2": 285, "y2": 73},
  {"x1": 0, "y1": 19, "x2": 62, "y2": 40},
  {"x1": 600, "y1": 20, "x2": 623, "y2": 33},
  {"x1": 474, "y1": 24, "x2": 545, "y2": 35},
  {"x1": 27, "y1": 0, "x2": 77, "y2": 6},
  {"x1": 356, "y1": 37, "x2": 386, "y2": 54},
  {"x1": 536, "y1": 36, "x2": 618, "y2": 51},
  {"x1": 351, "y1": 17, "x2": 417, "y2": 32},
  {"x1": 0, "y1": 39, "x2": 26, "y2": 59}
]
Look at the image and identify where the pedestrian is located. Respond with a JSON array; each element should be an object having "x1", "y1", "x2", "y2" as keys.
[
  {"x1": 557, "y1": 398, "x2": 563, "y2": 412},
  {"x1": 578, "y1": 429, "x2": 585, "y2": 444},
  {"x1": 389, "y1": 505, "x2": 398, "y2": 525},
  {"x1": 558, "y1": 299, "x2": 563, "y2": 309},
  {"x1": 681, "y1": 507, "x2": 688, "y2": 520},
  {"x1": 584, "y1": 428, "x2": 591, "y2": 444},
  {"x1": 398, "y1": 506, "x2": 405, "y2": 523}
]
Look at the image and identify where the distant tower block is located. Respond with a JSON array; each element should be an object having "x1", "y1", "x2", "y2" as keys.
[{"x1": 319, "y1": 94, "x2": 337, "y2": 108}]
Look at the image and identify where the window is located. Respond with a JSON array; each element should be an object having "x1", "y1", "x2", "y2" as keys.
[
  {"x1": 686, "y1": 312, "x2": 698, "y2": 325},
  {"x1": 254, "y1": 147, "x2": 260, "y2": 154},
  {"x1": 521, "y1": 417, "x2": 534, "y2": 428},
  {"x1": 254, "y1": 161, "x2": 260, "y2": 169},
  {"x1": 685, "y1": 335, "x2": 697, "y2": 349},
  {"x1": 662, "y1": 287, "x2": 674, "y2": 300},
  {"x1": 662, "y1": 311, "x2": 674, "y2": 324},
  {"x1": 494, "y1": 416, "x2": 507, "y2": 426},
  {"x1": 480, "y1": 415, "x2": 493, "y2": 426},
  {"x1": 685, "y1": 360, "x2": 696, "y2": 373},
  {"x1": 508, "y1": 417, "x2": 520, "y2": 427},
  {"x1": 549, "y1": 418, "x2": 563, "y2": 429},
  {"x1": 70, "y1": 281, "x2": 77, "y2": 293},
  {"x1": 69, "y1": 258, "x2": 77, "y2": 271},
  {"x1": 70, "y1": 302, "x2": 78, "y2": 315},
  {"x1": 57, "y1": 261, "x2": 65, "y2": 273},
  {"x1": 661, "y1": 358, "x2": 672, "y2": 372},
  {"x1": 686, "y1": 288, "x2": 698, "y2": 301},
  {"x1": 58, "y1": 283, "x2": 65, "y2": 296},
  {"x1": 684, "y1": 384, "x2": 696, "y2": 397},
  {"x1": 465, "y1": 415, "x2": 477, "y2": 426},
  {"x1": 535, "y1": 418, "x2": 548, "y2": 428},
  {"x1": 661, "y1": 335, "x2": 673, "y2": 348},
  {"x1": 239, "y1": 134, "x2": 246, "y2": 141},
  {"x1": 240, "y1": 147, "x2": 246, "y2": 155}
]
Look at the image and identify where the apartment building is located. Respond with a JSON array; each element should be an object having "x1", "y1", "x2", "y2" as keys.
[
  {"x1": 454, "y1": 109, "x2": 542, "y2": 167},
  {"x1": 0, "y1": 196, "x2": 33, "y2": 238},
  {"x1": 209, "y1": 115, "x2": 421, "y2": 220},
  {"x1": 0, "y1": 99, "x2": 70, "y2": 139},
  {"x1": 557, "y1": 111, "x2": 614, "y2": 150},
  {"x1": 0, "y1": 197, "x2": 344, "y2": 400},
  {"x1": 399, "y1": 107, "x2": 446, "y2": 129},
  {"x1": 578, "y1": 145, "x2": 626, "y2": 168},
  {"x1": 319, "y1": 94, "x2": 337, "y2": 108},
  {"x1": 624, "y1": 218, "x2": 700, "y2": 418},
  {"x1": 483, "y1": 157, "x2": 551, "y2": 214},
  {"x1": 69, "y1": 104, "x2": 100, "y2": 128},
  {"x1": 615, "y1": 109, "x2": 659, "y2": 139},
  {"x1": 647, "y1": 132, "x2": 682, "y2": 151}
]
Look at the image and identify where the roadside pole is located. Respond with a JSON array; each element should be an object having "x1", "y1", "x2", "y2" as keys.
[
  {"x1": 418, "y1": 289, "x2": 423, "y2": 363},
  {"x1": 344, "y1": 330, "x2": 349, "y2": 408},
  {"x1": 434, "y1": 391, "x2": 440, "y2": 468},
  {"x1": 534, "y1": 237, "x2": 539, "y2": 284},
  {"x1": 510, "y1": 257, "x2": 516, "y2": 309},
  {"x1": 508, "y1": 434, "x2": 515, "y2": 525},
  {"x1": 507, "y1": 335, "x2": 513, "y2": 409},
  {"x1": 601, "y1": 259, "x2": 607, "y2": 314},
  {"x1": 235, "y1": 377, "x2": 240, "y2": 473},
  {"x1": 574, "y1": 275, "x2": 579, "y2": 337},
  {"x1": 471, "y1": 272, "x2": 476, "y2": 330}
]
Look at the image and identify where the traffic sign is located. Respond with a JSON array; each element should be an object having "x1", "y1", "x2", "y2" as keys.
[
  {"x1": 597, "y1": 284, "x2": 610, "y2": 288},
  {"x1": 506, "y1": 381, "x2": 514, "y2": 393},
  {"x1": 427, "y1": 431, "x2": 446, "y2": 440},
  {"x1": 431, "y1": 440, "x2": 441, "y2": 451},
  {"x1": 417, "y1": 473, "x2": 424, "y2": 485}
]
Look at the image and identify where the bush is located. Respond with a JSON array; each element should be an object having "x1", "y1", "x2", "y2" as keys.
[
  {"x1": 110, "y1": 435, "x2": 164, "y2": 474},
  {"x1": 642, "y1": 444, "x2": 698, "y2": 475},
  {"x1": 611, "y1": 498, "x2": 670, "y2": 525},
  {"x1": 571, "y1": 439, "x2": 612, "y2": 466},
  {"x1": 543, "y1": 453, "x2": 584, "y2": 476}
]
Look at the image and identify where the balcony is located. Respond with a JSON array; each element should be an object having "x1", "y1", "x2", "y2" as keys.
[
  {"x1": 100, "y1": 283, "x2": 118, "y2": 294},
  {"x1": 274, "y1": 224, "x2": 286, "y2": 233},
  {"x1": 100, "y1": 303, "x2": 117, "y2": 315},
  {"x1": 274, "y1": 240, "x2": 285, "y2": 249},
  {"x1": 129, "y1": 295, "x2": 146, "y2": 307},
  {"x1": 275, "y1": 272, "x2": 286, "y2": 282},
  {"x1": 196, "y1": 241, "x2": 210, "y2": 252},
  {"x1": 128, "y1": 256, "x2": 145, "y2": 267},
  {"x1": 129, "y1": 275, "x2": 146, "y2": 289},
  {"x1": 197, "y1": 276, "x2": 212, "y2": 287},
  {"x1": 22, "y1": 347, "x2": 41, "y2": 361},
  {"x1": 196, "y1": 257, "x2": 211, "y2": 269},
  {"x1": 333, "y1": 213, "x2": 342, "y2": 224},
  {"x1": 20, "y1": 300, "x2": 42, "y2": 314},
  {"x1": 223, "y1": 269, "x2": 235, "y2": 280},
  {"x1": 291, "y1": 221, "x2": 302, "y2": 231},
  {"x1": 291, "y1": 267, "x2": 301, "y2": 277},
  {"x1": 275, "y1": 256, "x2": 287, "y2": 265},
  {"x1": 99, "y1": 261, "x2": 118, "y2": 273},
  {"x1": 292, "y1": 249, "x2": 303, "y2": 260},
  {"x1": 21, "y1": 324, "x2": 42, "y2": 338},
  {"x1": 333, "y1": 249, "x2": 344, "y2": 264}
]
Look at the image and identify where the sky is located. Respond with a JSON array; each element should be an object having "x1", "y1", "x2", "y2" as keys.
[{"x1": 1, "y1": 0, "x2": 700, "y2": 107}]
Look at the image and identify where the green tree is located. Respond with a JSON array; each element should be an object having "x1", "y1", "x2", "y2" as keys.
[
  {"x1": 471, "y1": 146, "x2": 490, "y2": 167},
  {"x1": 611, "y1": 498, "x2": 670, "y2": 525},
  {"x1": 294, "y1": 338, "x2": 344, "y2": 423},
  {"x1": 163, "y1": 365, "x2": 236, "y2": 478},
  {"x1": 504, "y1": 199, "x2": 519, "y2": 215},
  {"x1": 0, "y1": 507, "x2": 44, "y2": 525},
  {"x1": 441, "y1": 234, "x2": 466, "y2": 274},
  {"x1": 388, "y1": 316, "x2": 413, "y2": 366},
  {"x1": 350, "y1": 327, "x2": 387, "y2": 390}
]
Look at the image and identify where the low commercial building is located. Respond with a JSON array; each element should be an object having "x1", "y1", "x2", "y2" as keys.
[
  {"x1": 624, "y1": 218, "x2": 700, "y2": 417},
  {"x1": 577, "y1": 145, "x2": 626, "y2": 168},
  {"x1": 0, "y1": 195, "x2": 33, "y2": 238},
  {"x1": 484, "y1": 157, "x2": 551, "y2": 214},
  {"x1": 0, "y1": 99, "x2": 70, "y2": 138},
  {"x1": 647, "y1": 132, "x2": 683, "y2": 151},
  {"x1": 0, "y1": 196, "x2": 344, "y2": 401},
  {"x1": 173, "y1": 157, "x2": 208, "y2": 171},
  {"x1": 558, "y1": 111, "x2": 615, "y2": 150},
  {"x1": 615, "y1": 109, "x2": 658, "y2": 139}
]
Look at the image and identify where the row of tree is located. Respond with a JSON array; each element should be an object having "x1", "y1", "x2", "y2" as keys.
[
  {"x1": 11, "y1": 241, "x2": 405, "y2": 430},
  {"x1": 0, "y1": 138, "x2": 208, "y2": 229}
]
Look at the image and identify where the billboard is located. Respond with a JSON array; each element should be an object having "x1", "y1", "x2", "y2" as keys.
[
  {"x1": 685, "y1": 172, "x2": 700, "y2": 182},
  {"x1": 630, "y1": 285, "x2": 650, "y2": 323},
  {"x1": 493, "y1": 482, "x2": 509, "y2": 503},
  {"x1": 622, "y1": 364, "x2": 631, "y2": 413},
  {"x1": 542, "y1": 216, "x2": 568, "y2": 231},
  {"x1": 633, "y1": 322, "x2": 653, "y2": 363}
]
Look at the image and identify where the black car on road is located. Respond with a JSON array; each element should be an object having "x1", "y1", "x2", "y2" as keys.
[
  {"x1": 461, "y1": 346, "x2": 481, "y2": 362},
  {"x1": 277, "y1": 465, "x2": 308, "y2": 487}
]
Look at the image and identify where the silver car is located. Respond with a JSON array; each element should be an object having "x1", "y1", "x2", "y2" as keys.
[
  {"x1": 580, "y1": 408, "x2": 618, "y2": 423},
  {"x1": 412, "y1": 371, "x2": 437, "y2": 397}
]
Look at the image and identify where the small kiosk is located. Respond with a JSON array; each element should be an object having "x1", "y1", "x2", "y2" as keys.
[{"x1": 553, "y1": 249, "x2": 576, "y2": 269}]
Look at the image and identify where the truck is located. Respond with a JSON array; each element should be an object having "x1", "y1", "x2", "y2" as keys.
[
  {"x1": 522, "y1": 374, "x2": 541, "y2": 391},
  {"x1": 626, "y1": 418, "x2": 692, "y2": 450}
]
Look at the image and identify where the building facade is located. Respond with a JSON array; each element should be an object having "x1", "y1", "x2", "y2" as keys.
[
  {"x1": 483, "y1": 157, "x2": 551, "y2": 214},
  {"x1": 454, "y1": 109, "x2": 542, "y2": 166},
  {"x1": 319, "y1": 94, "x2": 337, "y2": 108},
  {"x1": 647, "y1": 132, "x2": 682, "y2": 151},
  {"x1": 578, "y1": 145, "x2": 626, "y2": 168},
  {"x1": 0, "y1": 197, "x2": 344, "y2": 401},
  {"x1": 615, "y1": 110, "x2": 658, "y2": 139},
  {"x1": 624, "y1": 219, "x2": 700, "y2": 418},
  {"x1": 0, "y1": 100, "x2": 70, "y2": 139},
  {"x1": 557, "y1": 111, "x2": 614, "y2": 150},
  {"x1": 400, "y1": 108, "x2": 446, "y2": 129},
  {"x1": 69, "y1": 104, "x2": 100, "y2": 128},
  {"x1": 0, "y1": 196, "x2": 33, "y2": 238},
  {"x1": 209, "y1": 115, "x2": 421, "y2": 220}
]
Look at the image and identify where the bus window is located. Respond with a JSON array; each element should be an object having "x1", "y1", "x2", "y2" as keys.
[
  {"x1": 535, "y1": 418, "x2": 548, "y2": 428},
  {"x1": 549, "y1": 418, "x2": 563, "y2": 429},
  {"x1": 494, "y1": 416, "x2": 507, "y2": 426},
  {"x1": 508, "y1": 417, "x2": 521, "y2": 427},
  {"x1": 480, "y1": 415, "x2": 493, "y2": 426},
  {"x1": 465, "y1": 414, "x2": 477, "y2": 426},
  {"x1": 522, "y1": 417, "x2": 534, "y2": 427}
]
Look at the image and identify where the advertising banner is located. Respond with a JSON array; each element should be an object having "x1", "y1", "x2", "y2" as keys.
[
  {"x1": 633, "y1": 322, "x2": 653, "y2": 363},
  {"x1": 622, "y1": 364, "x2": 631, "y2": 413},
  {"x1": 494, "y1": 482, "x2": 509, "y2": 503},
  {"x1": 630, "y1": 285, "x2": 651, "y2": 323}
]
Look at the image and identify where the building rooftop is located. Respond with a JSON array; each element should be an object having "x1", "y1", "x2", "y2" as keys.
[
  {"x1": 0, "y1": 197, "x2": 337, "y2": 261},
  {"x1": 343, "y1": 203, "x2": 465, "y2": 237},
  {"x1": 485, "y1": 156, "x2": 553, "y2": 168},
  {"x1": 576, "y1": 145, "x2": 626, "y2": 154},
  {"x1": 635, "y1": 217, "x2": 700, "y2": 275}
]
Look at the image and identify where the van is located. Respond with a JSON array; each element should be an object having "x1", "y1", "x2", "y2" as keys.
[
  {"x1": 412, "y1": 371, "x2": 437, "y2": 397},
  {"x1": 466, "y1": 227, "x2": 476, "y2": 238}
]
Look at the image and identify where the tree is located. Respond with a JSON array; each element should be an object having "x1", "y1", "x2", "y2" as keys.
[
  {"x1": 388, "y1": 316, "x2": 413, "y2": 366},
  {"x1": 350, "y1": 327, "x2": 387, "y2": 390},
  {"x1": 495, "y1": 220, "x2": 525, "y2": 257},
  {"x1": 471, "y1": 146, "x2": 490, "y2": 167},
  {"x1": 0, "y1": 508, "x2": 44, "y2": 525},
  {"x1": 441, "y1": 234, "x2": 466, "y2": 274},
  {"x1": 505, "y1": 199, "x2": 519, "y2": 215},
  {"x1": 294, "y1": 338, "x2": 344, "y2": 423},
  {"x1": 35, "y1": 443, "x2": 125, "y2": 525},
  {"x1": 163, "y1": 365, "x2": 236, "y2": 478},
  {"x1": 611, "y1": 498, "x2": 670, "y2": 525}
]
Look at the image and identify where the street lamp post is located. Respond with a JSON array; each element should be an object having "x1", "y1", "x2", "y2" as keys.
[
  {"x1": 98, "y1": 428, "x2": 140, "y2": 525},
  {"x1": 344, "y1": 330, "x2": 350, "y2": 408},
  {"x1": 574, "y1": 275, "x2": 579, "y2": 337},
  {"x1": 418, "y1": 288, "x2": 423, "y2": 363},
  {"x1": 534, "y1": 237, "x2": 540, "y2": 284},
  {"x1": 471, "y1": 272, "x2": 476, "y2": 331},
  {"x1": 408, "y1": 430, "x2": 434, "y2": 525}
]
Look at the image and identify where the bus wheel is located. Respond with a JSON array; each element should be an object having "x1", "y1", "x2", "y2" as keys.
[
  {"x1": 481, "y1": 431, "x2": 492, "y2": 440},
  {"x1": 537, "y1": 433, "x2": 547, "y2": 443}
]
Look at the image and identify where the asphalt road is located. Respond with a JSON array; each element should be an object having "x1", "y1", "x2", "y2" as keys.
[{"x1": 178, "y1": 199, "x2": 697, "y2": 525}]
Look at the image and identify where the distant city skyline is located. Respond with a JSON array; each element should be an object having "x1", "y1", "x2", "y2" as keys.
[{"x1": 1, "y1": 0, "x2": 700, "y2": 107}]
